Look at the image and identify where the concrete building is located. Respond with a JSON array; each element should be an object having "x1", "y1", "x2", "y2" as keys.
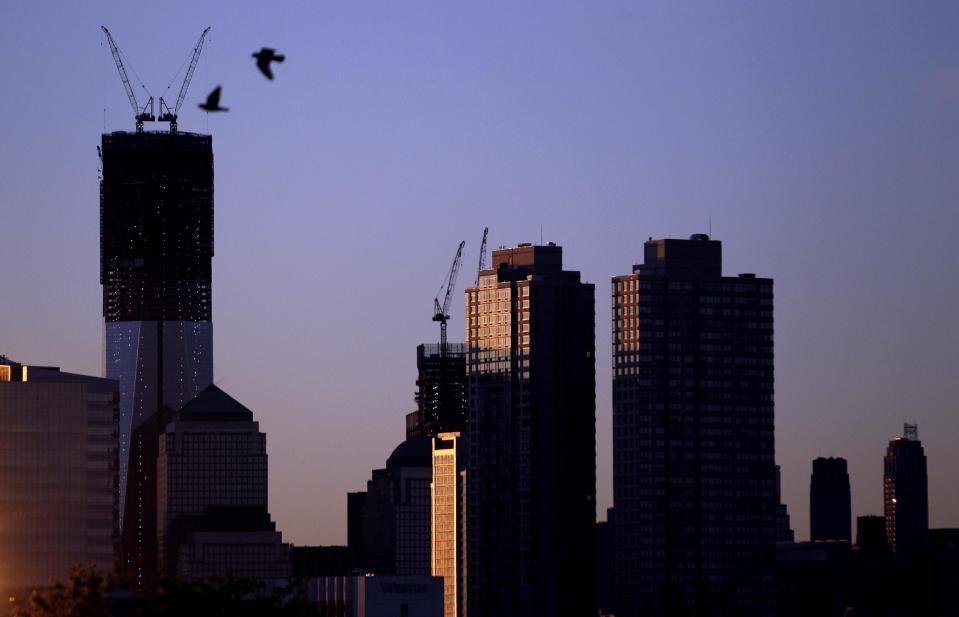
[
  {"x1": 100, "y1": 130, "x2": 215, "y2": 586},
  {"x1": 810, "y1": 457, "x2": 852, "y2": 542},
  {"x1": 0, "y1": 357, "x2": 118, "y2": 598},
  {"x1": 431, "y1": 432, "x2": 466, "y2": 617},
  {"x1": 156, "y1": 384, "x2": 289, "y2": 580},
  {"x1": 349, "y1": 437, "x2": 433, "y2": 576},
  {"x1": 612, "y1": 235, "x2": 777, "y2": 616},
  {"x1": 465, "y1": 243, "x2": 596, "y2": 617},
  {"x1": 308, "y1": 576, "x2": 444, "y2": 617},
  {"x1": 884, "y1": 423, "x2": 929, "y2": 559}
]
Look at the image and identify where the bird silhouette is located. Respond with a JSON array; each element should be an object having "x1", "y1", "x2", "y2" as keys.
[
  {"x1": 198, "y1": 86, "x2": 228, "y2": 112},
  {"x1": 252, "y1": 48, "x2": 285, "y2": 80}
]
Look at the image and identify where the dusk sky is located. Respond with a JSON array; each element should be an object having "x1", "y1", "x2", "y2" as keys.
[{"x1": 1, "y1": 1, "x2": 957, "y2": 545}]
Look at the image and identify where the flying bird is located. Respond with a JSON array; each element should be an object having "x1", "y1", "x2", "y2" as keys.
[
  {"x1": 252, "y1": 48, "x2": 285, "y2": 80},
  {"x1": 198, "y1": 86, "x2": 228, "y2": 112}
]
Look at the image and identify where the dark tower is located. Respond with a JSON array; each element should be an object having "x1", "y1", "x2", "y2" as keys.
[
  {"x1": 612, "y1": 235, "x2": 777, "y2": 617},
  {"x1": 465, "y1": 243, "x2": 596, "y2": 617},
  {"x1": 100, "y1": 130, "x2": 214, "y2": 587},
  {"x1": 884, "y1": 424, "x2": 929, "y2": 559},
  {"x1": 810, "y1": 457, "x2": 852, "y2": 542}
]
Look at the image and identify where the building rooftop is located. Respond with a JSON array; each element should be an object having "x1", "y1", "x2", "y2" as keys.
[{"x1": 176, "y1": 384, "x2": 254, "y2": 422}]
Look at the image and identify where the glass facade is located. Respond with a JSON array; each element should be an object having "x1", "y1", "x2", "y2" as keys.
[{"x1": 100, "y1": 130, "x2": 214, "y2": 586}]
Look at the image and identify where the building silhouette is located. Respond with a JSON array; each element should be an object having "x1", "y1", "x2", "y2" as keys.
[
  {"x1": 156, "y1": 384, "x2": 289, "y2": 580},
  {"x1": 884, "y1": 423, "x2": 929, "y2": 559},
  {"x1": 349, "y1": 437, "x2": 433, "y2": 576},
  {"x1": 100, "y1": 130, "x2": 214, "y2": 586},
  {"x1": 406, "y1": 343, "x2": 468, "y2": 438},
  {"x1": 612, "y1": 235, "x2": 777, "y2": 617},
  {"x1": 465, "y1": 243, "x2": 596, "y2": 617},
  {"x1": 431, "y1": 432, "x2": 466, "y2": 617},
  {"x1": 0, "y1": 358, "x2": 119, "y2": 600},
  {"x1": 810, "y1": 457, "x2": 852, "y2": 542}
]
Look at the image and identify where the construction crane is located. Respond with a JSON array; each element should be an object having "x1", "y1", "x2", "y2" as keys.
[
  {"x1": 101, "y1": 26, "x2": 155, "y2": 132},
  {"x1": 158, "y1": 27, "x2": 210, "y2": 133},
  {"x1": 433, "y1": 241, "x2": 465, "y2": 348},
  {"x1": 475, "y1": 227, "x2": 488, "y2": 286}
]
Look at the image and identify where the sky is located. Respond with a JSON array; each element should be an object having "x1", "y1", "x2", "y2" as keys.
[{"x1": 0, "y1": 1, "x2": 957, "y2": 546}]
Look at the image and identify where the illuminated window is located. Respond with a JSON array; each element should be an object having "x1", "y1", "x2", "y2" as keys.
[{"x1": 0, "y1": 365, "x2": 10, "y2": 382}]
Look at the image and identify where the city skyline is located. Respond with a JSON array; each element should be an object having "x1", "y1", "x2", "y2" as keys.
[{"x1": 2, "y1": 1, "x2": 959, "y2": 547}]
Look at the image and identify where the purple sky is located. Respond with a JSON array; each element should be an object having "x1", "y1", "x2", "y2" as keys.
[{"x1": 1, "y1": 1, "x2": 957, "y2": 545}]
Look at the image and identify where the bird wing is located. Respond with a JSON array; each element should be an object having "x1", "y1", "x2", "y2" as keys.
[
  {"x1": 256, "y1": 57, "x2": 274, "y2": 79},
  {"x1": 208, "y1": 86, "x2": 221, "y2": 106}
]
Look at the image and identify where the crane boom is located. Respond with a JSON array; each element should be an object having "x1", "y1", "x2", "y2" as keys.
[
  {"x1": 475, "y1": 227, "x2": 488, "y2": 286},
  {"x1": 433, "y1": 241, "x2": 466, "y2": 347},
  {"x1": 159, "y1": 27, "x2": 211, "y2": 133},
  {"x1": 102, "y1": 26, "x2": 154, "y2": 132}
]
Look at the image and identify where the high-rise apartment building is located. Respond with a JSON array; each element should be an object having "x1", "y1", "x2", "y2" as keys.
[
  {"x1": 156, "y1": 384, "x2": 289, "y2": 579},
  {"x1": 884, "y1": 424, "x2": 929, "y2": 559},
  {"x1": 612, "y1": 235, "x2": 777, "y2": 616},
  {"x1": 431, "y1": 432, "x2": 466, "y2": 617},
  {"x1": 810, "y1": 457, "x2": 852, "y2": 542},
  {"x1": 407, "y1": 344, "x2": 468, "y2": 438},
  {"x1": 100, "y1": 130, "x2": 214, "y2": 585},
  {"x1": 349, "y1": 437, "x2": 433, "y2": 576},
  {"x1": 465, "y1": 243, "x2": 596, "y2": 617},
  {"x1": 0, "y1": 357, "x2": 118, "y2": 598}
]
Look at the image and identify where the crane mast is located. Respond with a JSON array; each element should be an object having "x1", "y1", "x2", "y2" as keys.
[
  {"x1": 101, "y1": 26, "x2": 154, "y2": 132},
  {"x1": 433, "y1": 241, "x2": 465, "y2": 349}
]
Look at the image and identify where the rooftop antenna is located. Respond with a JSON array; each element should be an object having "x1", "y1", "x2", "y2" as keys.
[{"x1": 903, "y1": 423, "x2": 918, "y2": 441}]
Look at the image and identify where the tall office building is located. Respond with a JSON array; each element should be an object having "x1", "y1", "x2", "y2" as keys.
[
  {"x1": 612, "y1": 235, "x2": 777, "y2": 616},
  {"x1": 0, "y1": 357, "x2": 118, "y2": 598},
  {"x1": 431, "y1": 432, "x2": 466, "y2": 617},
  {"x1": 100, "y1": 130, "x2": 214, "y2": 584},
  {"x1": 407, "y1": 344, "x2": 468, "y2": 438},
  {"x1": 156, "y1": 384, "x2": 289, "y2": 579},
  {"x1": 884, "y1": 424, "x2": 929, "y2": 559},
  {"x1": 810, "y1": 457, "x2": 852, "y2": 542},
  {"x1": 349, "y1": 437, "x2": 433, "y2": 576},
  {"x1": 465, "y1": 243, "x2": 596, "y2": 617}
]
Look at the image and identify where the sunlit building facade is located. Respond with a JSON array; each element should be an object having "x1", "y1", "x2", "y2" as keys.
[
  {"x1": 465, "y1": 243, "x2": 596, "y2": 617},
  {"x1": 100, "y1": 130, "x2": 214, "y2": 586},
  {"x1": 0, "y1": 358, "x2": 118, "y2": 597},
  {"x1": 612, "y1": 235, "x2": 777, "y2": 616},
  {"x1": 431, "y1": 432, "x2": 466, "y2": 617}
]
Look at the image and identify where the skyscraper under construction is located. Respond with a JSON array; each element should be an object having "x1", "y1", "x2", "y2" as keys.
[{"x1": 100, "y1": 130, "x2": 214, "y2": 585}]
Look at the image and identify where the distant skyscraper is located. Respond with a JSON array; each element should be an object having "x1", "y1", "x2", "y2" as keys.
[
  {"x1": 776, "y1": 465, "x2": 796, "y2": 543},
  {"x1": 465, "y1": 243, "x2": 596, "y2": 617},
  {"x1": 431, "y1": 432, "x2": 466, "y2": 617},
  {"x1": 155, "y1": 384, "x2": 289, "y2": 579},
  {"x1": 407, "y1": 343, "x2": 468, "y2": 438},
  {"x1": 0, "y1": 358, "x2": 118, "y2": 598},
  {"x1": 884, "y1": 424, "x2": 929, "y2": 559},
  {"x1": 100, "y1": 130, "x2": 214, "y2": 585},
  {"x1": 612, "y1": 235, "x2": 777, "y2": 617},
  {"x1": 810, "y1": 457, "x2": 852, "y2": 542},
  {"x1": 349, "y1": 437, "x2": 433, "y2": 576}
]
